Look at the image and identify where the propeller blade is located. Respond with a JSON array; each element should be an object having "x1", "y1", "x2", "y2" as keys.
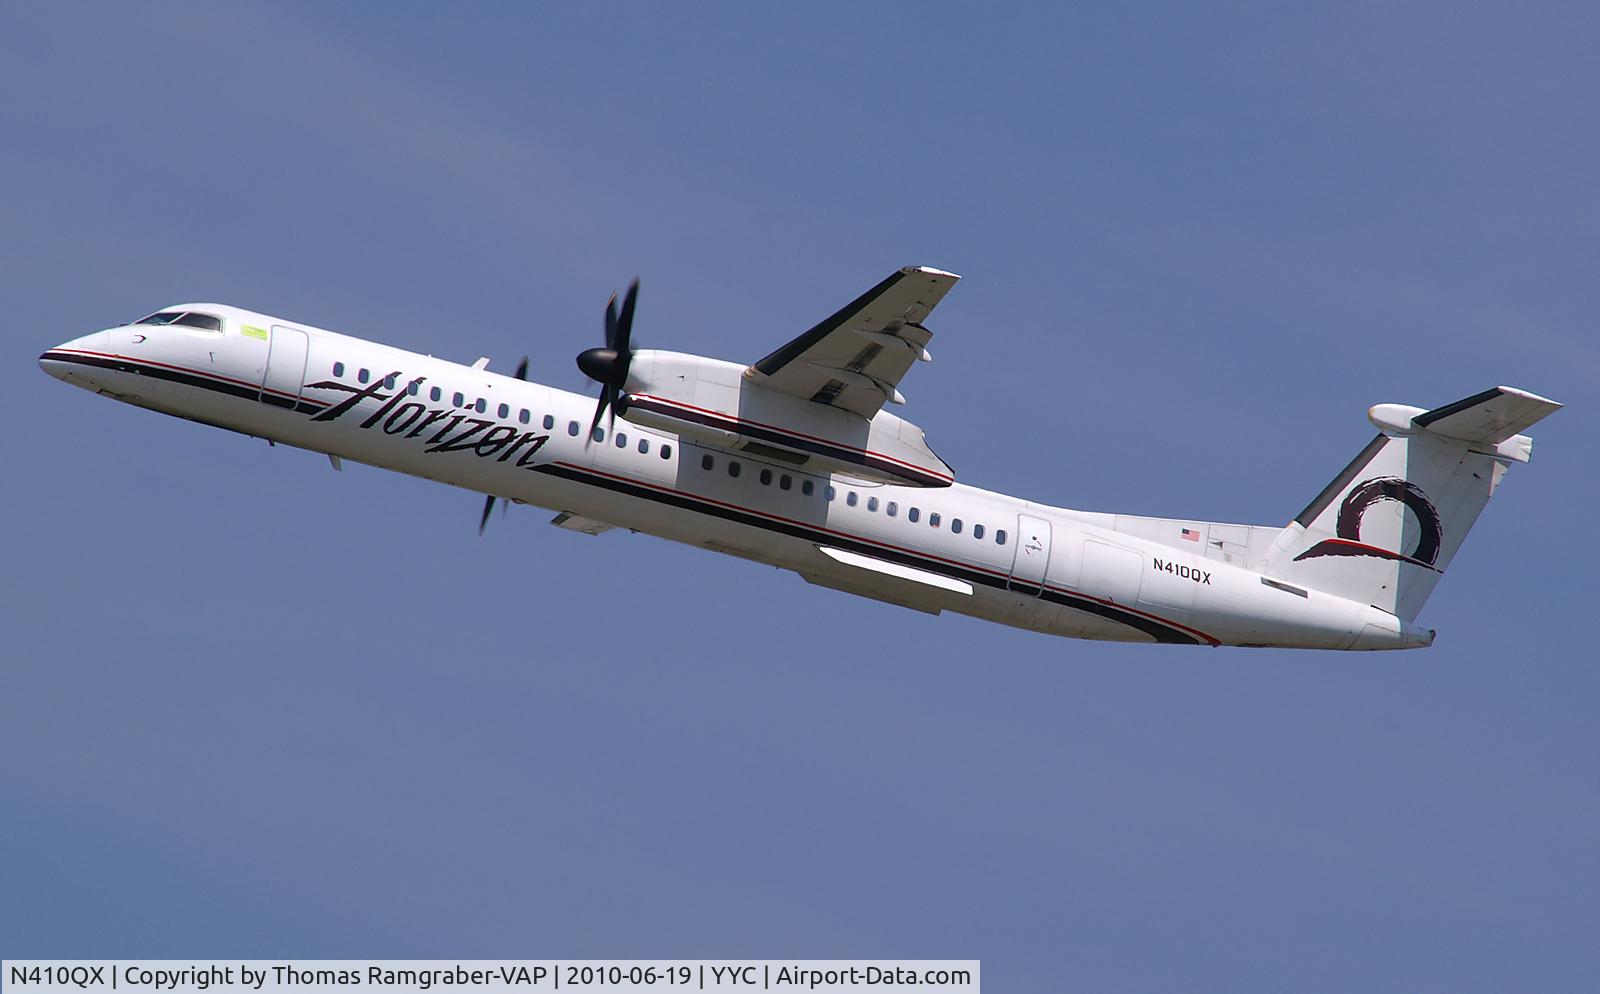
[
  {"x1": 478, "y1": 494, "x2": 496, "y2": 536},
  {"x1": 513, "y1": 356, "x2": 529, "y2": 381},
  {"x1": 614, "y1": 279, "x2": 639, "y2": 355},
  {"x1": 588, "y1": 386, "x2": 612, "y2": 439},
  {"x1": 580, "y1": 278, "x2": 641, "y2": 443}
]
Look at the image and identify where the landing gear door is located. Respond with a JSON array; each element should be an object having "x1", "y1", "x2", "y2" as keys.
[
  {"x1": 260, "y1": 326, "x2": 310, "y2": 409},
  {"x1": 1008, "y1": 514, "x2": 1053, "y2": 595}
]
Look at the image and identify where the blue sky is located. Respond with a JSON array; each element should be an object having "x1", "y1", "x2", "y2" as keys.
[{"x1": 2, "y1": 2, "x2": 1595, "y2": 989}]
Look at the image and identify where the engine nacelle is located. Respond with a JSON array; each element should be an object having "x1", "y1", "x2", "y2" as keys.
[{"x1": 621, "y1": 350, "x2": 954, "y2": 487}]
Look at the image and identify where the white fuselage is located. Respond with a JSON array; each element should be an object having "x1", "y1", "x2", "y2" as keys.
[{"x1": 40, "y1": 305, "x2": 1433, "y2": 650}]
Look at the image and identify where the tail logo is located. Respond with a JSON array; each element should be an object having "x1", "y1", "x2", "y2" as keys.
[{"x1": 1294, "y1": 476, "x2": 1444, "y2": 571}]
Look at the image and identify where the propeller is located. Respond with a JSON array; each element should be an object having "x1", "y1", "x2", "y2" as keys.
[
  {"x1": 576, "y1": 278, "x2": 639, "y2": 438},
  {"x1": 478, "y1": 355, "x2": 531, "y2": 535}
]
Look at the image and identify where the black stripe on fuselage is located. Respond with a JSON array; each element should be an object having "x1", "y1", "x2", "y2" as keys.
[
  {"x1": 48, "y1": 348, "x2": 1205, "y2": 645},
  {"x1": 42, "y1": 351, "x2": 327, "y2": 415},
  {"x1": 626, "y1": 396, "x2": 951, "y2": 488},
  {"x1": 533, "y1": 462, "x2": 1205, "y2": 645}
]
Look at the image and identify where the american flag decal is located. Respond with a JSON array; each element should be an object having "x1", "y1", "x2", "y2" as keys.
[{"x1": 1181, "y1": 527, "x2": 1200, "y2": 542}]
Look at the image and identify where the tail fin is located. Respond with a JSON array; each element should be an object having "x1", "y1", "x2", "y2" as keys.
[{"x1": 1263, "y1": 386, "x2": 1561, "y2": 621}]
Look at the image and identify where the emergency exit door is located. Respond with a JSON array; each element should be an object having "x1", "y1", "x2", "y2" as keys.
[{"x1": 1008, "y1": 514, "x2": 1053, "y2": 594}]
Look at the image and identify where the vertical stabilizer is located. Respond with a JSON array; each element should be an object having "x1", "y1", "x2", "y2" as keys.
[{"x1": 1263, "y1": 386, "x2": 1559, "y2": 621}]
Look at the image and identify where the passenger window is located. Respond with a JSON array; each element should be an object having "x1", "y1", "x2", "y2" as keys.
[
  {"x1": 385, "y1": 374, "x2": 397, "y2": 390},
  {"x1": 846, "y1": 491, "x2": 858, "y2": 507},
  {"x1": 802, "y1": 480, "x2": 815, "y2": 496},
  {"x1": 543, "y1": 415, "x2": 555, "y2": 430},
  {"x1": 430, "y1": 386, "x2": 442, "y2": 402},
  {"x1": 886, "y1": 500, "x2": 898, "y2": 517},
  {"x1": 498, "y1": 403, "x2": 510, "y2": 418},
  {"x1": 930, "y1": 513, "x2": 942, "y2": 528},
  {"x1": 408, "y1": 381, "x2": 419, "y2": 396},
  {"x1": 333, "y1": 362, "x2": 345, "y2": 377},
  {"x1": 359, "y1": 369, "x2": 370, "y2": 384},
  {"x1": 996, "y1": 529, "x2": 1007, "y2": 545},
  {"x1": 702, "y1": 454, "x2": 714, "y2": 471},
  {"x1": 476, "y1": 399, "x2": 487, "y2": 414},
  {"x1": 974, "y1": 523, "x2": 985, "y2": 540},
  {"x1": 638, "y1": 438, "x2": 649, "y2": 454},
  {"x1": 728, "y1": 461, "x2": 741, "y2": 478},
  {"x1": 520, "y1": 409, "x2": 530, "y2": 424},
  {"x1": 615, "y1": 432, "x2": 627, "y2": 448},
  {"x1": 592, "y1": 427, "x2": 604, "y2": 442},
  {"x1": 660, "y1": 444, "x2": 672, "y2": 459},
  {"x1": 454, "y1": 392, "x2": 465, "y2": 407},
  {"x1": 759, "y1": 469, "x2": 773, "y2": 486},
  {"x1": 867, "y1": 496, "x2": 879, "y2": 512},
  {"x1": 826, "y1": 486, "x2": 836, "y2": 501},
  {"x1": 952, "y1": 518, "x2": 963, "y2": 535},
  {"x1": 568, "y1": 420, "x2": 580, "y2": 436},
  {"x1": 779, "y1": 474, "x2": 792, "y2": 491},
  {"x1": 908, "y1": 507, "x2": 920, "y2": 523}
]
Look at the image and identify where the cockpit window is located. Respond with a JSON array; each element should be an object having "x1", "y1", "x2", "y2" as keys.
[
  {"x1": 175, "y1": 313, "x2": 223, "y2": 331},
  {"x1": 133, "y1": 311, "x2": 223, "y2": 332}
]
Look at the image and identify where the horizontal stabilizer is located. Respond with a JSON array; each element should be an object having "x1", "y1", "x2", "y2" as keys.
[
  {"x1": 1414, "y1": 385, "x2": 1561, "y2": 446},
  {"x1": 1367, "y1": 385, "x2": 1561, "y2": 464}
]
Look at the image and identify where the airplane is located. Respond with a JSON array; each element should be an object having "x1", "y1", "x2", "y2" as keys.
[{"x1": 38, "y1": 266, "x2": 1561, "y2": 650}]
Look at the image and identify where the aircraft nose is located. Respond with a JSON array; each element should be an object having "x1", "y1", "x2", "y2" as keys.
[
  {"x1": 39, "y1": 329, "x2": 111, "y2": 382},
  {"x1": 38, "y1": 349, "x2": 71, "y2": 381}
]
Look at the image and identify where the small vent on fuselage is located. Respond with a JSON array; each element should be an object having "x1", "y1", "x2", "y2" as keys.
[{"x1": 1261, "y1": 577, "x2": 1309, "y2": 598}]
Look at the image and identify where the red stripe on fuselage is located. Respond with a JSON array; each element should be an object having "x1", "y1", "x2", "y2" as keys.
[
  {"x1": 48, "y1": 348, "x2": 330, "y2": 406},
  {"x1": 553, "y1": 460, "x2": 1220, "y2": 645}
]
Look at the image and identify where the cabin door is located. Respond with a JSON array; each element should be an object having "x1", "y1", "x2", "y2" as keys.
[
  {"x1": 260, "y1": 326, "x2": 310, "y2": 409},
  {"x1": 1008, "y1": 514, "x2": 1053, "y2": 595}
]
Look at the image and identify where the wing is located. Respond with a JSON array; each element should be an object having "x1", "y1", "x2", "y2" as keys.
[{"x1": 746, "y1": 266, "x2": 960, "y2": 419}]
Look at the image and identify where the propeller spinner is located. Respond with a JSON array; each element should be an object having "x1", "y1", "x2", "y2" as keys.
[{"x1": 577, "y1": 278, "x2": 639, "y2": 437}]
